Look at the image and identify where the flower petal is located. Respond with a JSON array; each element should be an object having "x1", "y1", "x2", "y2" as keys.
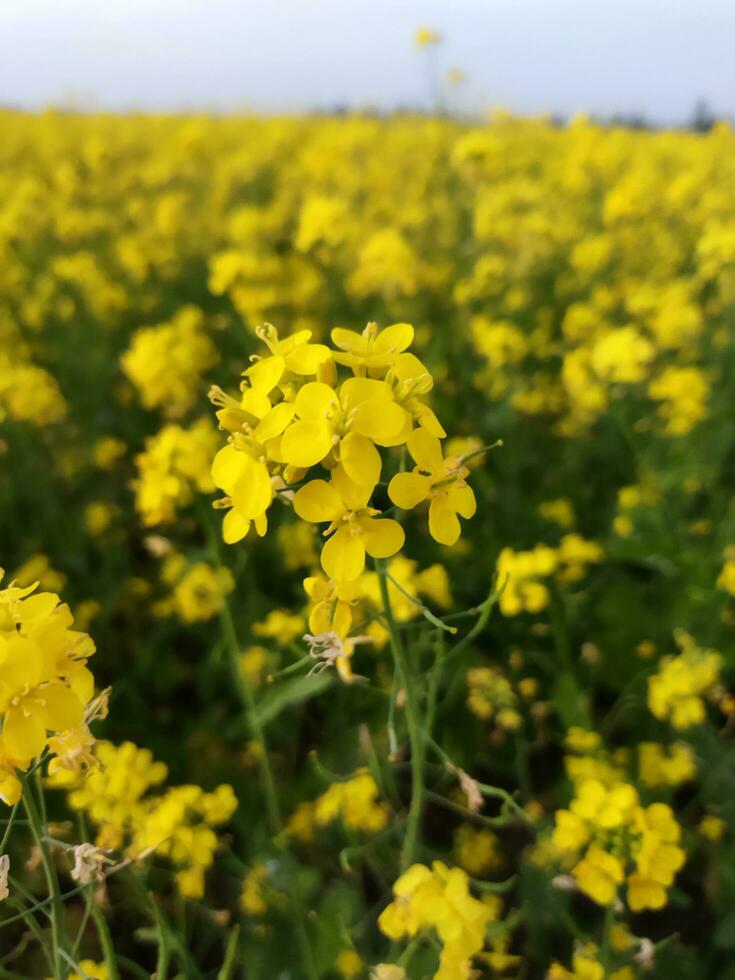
[
  {"x1": 388, "y1": 472, "x2": 431, "y2": 510},
  {"x1": 293, "y1": 480, "x2": 343, "y2": 523},
  {"x1": 339, "y1": 432, "x2": 381, "y2": 489},
  {"x1": 449, "y1": 484, "x2": 476, "y2": 519},
  {"x1": 429, "y1": 494, "x2": 461, "y2": 546},
  {"x1": 363, "y1": 519, "x2": 405, "y2": 559},
  {"x1": 295, "y1": 381, "x2": 339, "y2": 419},
  {"x1": 254, "y1": 403, "x2": 296, "y2": 443},
  {"x1": 281, "y1": 419, "x2": 334, "y2": 468},
  {"x1": 351, "y1": 399, "x2": 407, "y2": 444},
  {"x1": 38, "y1": 683, "x2": 84, "y2": 732},
  {"x1": 223, "y1": 509, "x2": 251, "y2": 544},
  {"x1": 321, "y1": 527, "x2": 365, "y2": 582},
  {"x1": 211, "y1": 445, "x2": 248, "y2": 494},
  {"x1": 331, "y1": 464, "x2": 373, "y2": 511},
  {"x1": 243, "y1": 355, "x2": 285, "y2": 394},
  {"x1": 231, "y1": 457, "x2": 273, "y2": 520},
  {"x1": 374, "y1": 322, "x2": 414, "y2": 354},
  {"x1": 285, "y1": 344, "x2": 332, "y2": 375},
  {"x1": 3, "y1": 705, "x2": 46, "y2": 762},
  {"x1": 407, "y1": 428, "x2": 445, "y2": 474}
]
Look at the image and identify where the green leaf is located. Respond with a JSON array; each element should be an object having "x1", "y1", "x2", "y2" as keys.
[
  {"x1": 551, "y1": 671, "x2": 590, "y2": 729},
  {"x1": 252, "y1": 671, "x2": 332, "y2": 728}
]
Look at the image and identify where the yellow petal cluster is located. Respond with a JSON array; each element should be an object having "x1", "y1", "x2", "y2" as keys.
[
  {"x1": 551, "y1": 779, "x2": 685, "y2": 911},
  {"x1": 50, "y1": 740, "x2": 237, "y2": 898},
  {"x1": 0, "y1": 569, "x2": 96, "y2": 803},
  {"x1": 647, "y1": 632, "x2": 722, "y2": 729},
  {"x1": 378, "y1": 862, "x2": 494, "y2": 980}
]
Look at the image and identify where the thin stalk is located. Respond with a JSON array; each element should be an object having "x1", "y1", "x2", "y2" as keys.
[
  {"x1": 376, "y1": 558, "x2": 425, "y2": 870},
  {"x1": 201, "y1": 505, "x2": 318, "y2": 980},
  {"x1": 90, "y1": 903, "x2": 120, "y2": 980},
  {"x1": 599, "y1": 901, "x2": 617, "y2": 976},
  {"x1": 218, "y1": 592, "x2": 281, "y2": 833},
  {"x1": 151, "y1": 897, "x2": 171, "y2": 980},
  {"x1": 202, "y1": 505, "x2": 281, "y2": 834},
  {"x1": 217, "y1": 926, "x2": 241, "y2": 980},
  {"x1": 22, "y1": 780, "x2": 67, "y2": 980},
  {"x1": 384, "y1": 572, "x2": 456, "y2": 634},
  {"x1": 5, "y1": 897, "x2": 54, "y2": 973},
  {"x1": 0, "y1": 803, "x2": 19, "y2": 852}
]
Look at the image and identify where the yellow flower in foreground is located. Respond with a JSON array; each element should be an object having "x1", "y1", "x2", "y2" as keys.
[
  {"x1": 0, "y1": 572, "x2": 95, "y2": 768},
  {"x1": 379, "y1": 862, "x2": 492, "y2": 980},
  {"x1": 330, "y1": 321, "x2": 414, "y2": 372},
  {"x1": 388, "y1": 429, "x2": 476, "y2": 545},
  {"x1": 294, "y1": 467, "x2": 404, "y2": 581},
  {"x1": 280, "y1": 377, "x2": 407, "y2": 479}
]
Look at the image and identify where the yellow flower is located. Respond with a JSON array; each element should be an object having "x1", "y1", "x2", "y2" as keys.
[
  {"x1": 155, "y1": 556, "x2": 235, "y2": 624},
  {"x1": 121, "y1": 305, "x2": 219, "y2": 417},
  {"x1": 294, "y1": 468, "x2": 404, "y2": 581},
  {"x1": 379, "y1": 861, "x2": 493, "y2": 978},
  {"x1": 699, "y1": 815, "x2": 726, "y2": 842},
  {"x1": 330, "y1": 322, "x2": 414, "y2": 373},
  {"x1": 0, "y1": 573, "x2": 95, "y2": 767},
  {"x1": 335, "y1": 948, "x2": 363, "y2": 978},
  {"x1": 314, "y1": 769, "x2": 389, "y2": 833},
  {"x1": 281, "y1": 377, "x2": 408, "y2": 481},
  {"x1": 415, "y1": 26, "x2": 443, "y2": 47},
  {"x1": 638, "y1": 741, "x2": 695, "y2": 788},
  {"x1": 572, "y1": 845, "x2": 624, "y2": 905},
  {"x1": 647, "y1": 634, "x2": 722, "y2": 730},
  {"x1": 388, "y1": 429, "x2": 476, "y2": 545},
  {"x1": 133, "y1": 418, "x2": 218, "y2": 526}
]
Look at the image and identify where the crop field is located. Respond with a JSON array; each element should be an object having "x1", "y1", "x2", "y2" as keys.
[{"x1": 1, "y1": 109, "x2": 735, "y2": 979}]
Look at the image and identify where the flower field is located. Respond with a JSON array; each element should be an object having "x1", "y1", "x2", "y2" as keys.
[{"x1": 1, "y1": 109, "x2": 735, "y2": 979}]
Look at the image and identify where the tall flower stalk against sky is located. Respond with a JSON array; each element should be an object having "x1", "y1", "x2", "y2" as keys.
[{"x1": 414, "y1": 26, "x2": 445, "y2": 114}]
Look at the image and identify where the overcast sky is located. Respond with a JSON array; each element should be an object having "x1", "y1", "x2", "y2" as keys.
[{"x1": 0, "y1": 0, "x2": 733, "y2": 122}]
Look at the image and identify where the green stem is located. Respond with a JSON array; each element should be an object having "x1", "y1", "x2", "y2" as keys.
[
  {"x1": 218, "y1": 593, "x2": 281, "y2": 834},
  {"x1": 600, "y1": 901, "x2": 616, "y2": 976},
  {"x1": 151, "y1": 897, "x2": 171, "y2": 980},
  {"x1": 217, "y1": 926, "x2": 241, "y2": 980},
  {"x1": 0, "y1": 803, "x2": 19, "y2": 853},
  {"x1": 22, "y1": 782, "x2": 67, "y2": 980},
  {"x1": 202, "y1": 506, "x2": 281, "y2": 835},
  {"x1": 376, "y1": 559, "x2": 425, "y2": 871},
  {"x1": 384, "y1": 572, "x2": 456, "y2": 634},
  {"x1": 90, "y1": 903, "x2": 120, "y2": 980},
  {"x1": 201, "y1": 505, "x2": 318, "y2": 980}
]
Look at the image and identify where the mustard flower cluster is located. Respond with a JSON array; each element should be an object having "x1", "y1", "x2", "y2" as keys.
[
  {"x1": 454, "y1": 825, "x2": 502, "y2": 877},
  {"x1": 301, "y1": 554, "x2": 451, "y2": 677},
  {"x1": 378, "y1": 862, "x2": 495, "y2": 980},
  {"x1": 153, "y1": 551, "x2": 234, "y2": 624},
  {"x1": 122, "y1": 305, "x2": 219, "y2": 418},
  {"x1": 50, "y1": 740, "x2": 237, "y2": 898},
  {"x1": 647, "y1": 632, "x2": 723, "y2": 729},
  {"x1": 313, "y1": 769, "x2": 389, "y2": 834},
  {"x1": 0, "y1": 569, "x2": 97, "y2": 805},
  {"x1": 133, "y1": 418, "x2": 218, "y2": 526},
  {"x1": 466, "y1": 666, "x2": 522, "y2": 731},
  {"x1": 637, "y1": 741, "x2": 696, "y2": 789},
  {"x1": 496, "y1": 534, "x2": 601, "y2": 616},
  {"x1": 552, "y1": 779, "x2": 685, "y2": 911},
  {"x1": 210, "y1": 321, "x2": 477, "y2": 680},
  {"x1": 210, "y1": 321, "x2": 474, "y2": 554},
  {"x1": 563, "y1": 727, "x2": 695, "y2": 791},
  {"x1": 0, "y1": 313, "x2": 67, "y2": 425}
]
